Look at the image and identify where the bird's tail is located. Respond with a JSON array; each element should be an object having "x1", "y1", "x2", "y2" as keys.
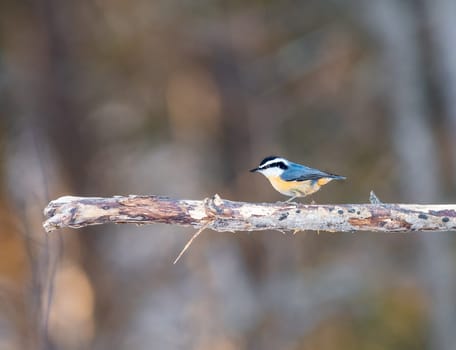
[{"x1": 329, "y1": 174, "x2": 346, "y2": 180}]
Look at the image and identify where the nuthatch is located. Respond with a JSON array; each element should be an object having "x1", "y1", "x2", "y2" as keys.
[{"x1": 250, "y1": 156, "x2": 345, "y2": 201}]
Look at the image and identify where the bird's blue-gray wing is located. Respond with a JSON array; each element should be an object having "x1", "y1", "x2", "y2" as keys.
[
  {"x1": 280, "y1": 165, "x2": 324, "y2": 181},
  {"x1": 281, "y1": 164, "x2": 341, "y2": 182}
]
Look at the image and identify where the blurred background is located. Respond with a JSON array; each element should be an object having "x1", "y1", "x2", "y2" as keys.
[{"x1": 1, "y1": 0, "x2": 456, "y2": 349}]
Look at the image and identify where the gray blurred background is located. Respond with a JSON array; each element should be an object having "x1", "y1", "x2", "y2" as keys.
[{"x1": 1, "y1": 0, "x2": 456, "y2": 349}]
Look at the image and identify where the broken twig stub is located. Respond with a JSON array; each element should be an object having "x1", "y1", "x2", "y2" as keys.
[{"x1": 43, "y1": 194, "x2": 456, "y2": 233}]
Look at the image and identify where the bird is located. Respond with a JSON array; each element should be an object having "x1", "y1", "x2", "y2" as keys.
[{"x1": 250, "y1": 156, "x2": 346, "y2": 201}]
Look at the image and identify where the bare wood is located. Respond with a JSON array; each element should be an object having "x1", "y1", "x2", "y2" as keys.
[{"x1": 43, "y1": 194, "x2": 456, "y2": 233}]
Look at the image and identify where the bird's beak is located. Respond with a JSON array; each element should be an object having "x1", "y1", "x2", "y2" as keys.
[{"x1": 250, "y1": 167, "x2": 259, "y2": 173}]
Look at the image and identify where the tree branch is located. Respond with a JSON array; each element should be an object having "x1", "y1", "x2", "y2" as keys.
[{"x1": 43, "y1": 194, "x2": 456, "y2": 233}]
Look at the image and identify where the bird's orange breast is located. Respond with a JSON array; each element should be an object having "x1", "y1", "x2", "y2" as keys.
[{"x1": 267, "y1": 176, "x2": 320, "y2": 197}]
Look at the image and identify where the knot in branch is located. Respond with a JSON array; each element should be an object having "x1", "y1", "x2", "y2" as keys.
[{"x1": 204, "y1": 194, "x2": 233, "y2": 219}]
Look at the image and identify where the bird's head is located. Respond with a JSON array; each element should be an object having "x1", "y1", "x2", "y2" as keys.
[{"x1": 250, "y1": 156, "x2": 289, "y2": 177}]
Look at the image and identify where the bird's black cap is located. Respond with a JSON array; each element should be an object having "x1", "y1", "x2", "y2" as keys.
[
  {"x1": 259, "y1": 155, "x2": 280, "y2": 166},
  {"x1": 250, "y1": 155, "x2": 280, "y2": 172}
]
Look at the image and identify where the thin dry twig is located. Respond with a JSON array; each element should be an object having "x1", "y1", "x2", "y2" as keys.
[{"x1": 173, "y1": 223, "x2": 209, "y2": 264}]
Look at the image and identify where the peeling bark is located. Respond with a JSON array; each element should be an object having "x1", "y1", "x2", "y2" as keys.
[{"x1": 43, "y1": 194, "x2": 456, "y2": 233}]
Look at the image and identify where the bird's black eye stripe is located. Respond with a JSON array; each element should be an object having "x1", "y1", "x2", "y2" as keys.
[{"x1": 260, "y1": 162, "x2": 288, "y2": 170}]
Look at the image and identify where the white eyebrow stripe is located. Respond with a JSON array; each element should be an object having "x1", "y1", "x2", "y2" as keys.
[{"x1": 260, "y1": 158, "x2": 289, "y2": 168}]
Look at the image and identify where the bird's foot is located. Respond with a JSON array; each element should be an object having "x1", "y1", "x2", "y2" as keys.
[{"x1": 284, "y1": 196, "x2": 297, "y2": 203}]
